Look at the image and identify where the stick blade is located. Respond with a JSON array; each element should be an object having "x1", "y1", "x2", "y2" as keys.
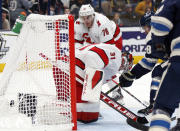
[{"x1": 126, "y1": 118, "x2": 149, "y2": 131}]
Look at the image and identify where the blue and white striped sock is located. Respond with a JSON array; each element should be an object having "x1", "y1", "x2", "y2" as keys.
[{"x1": 149, "y1": 113, "x2": 171, "y2": 131}]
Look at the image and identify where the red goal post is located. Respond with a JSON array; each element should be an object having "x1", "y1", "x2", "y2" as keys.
[{"x1": 0, "y1": 14, "x2": 77, "y2": 130}]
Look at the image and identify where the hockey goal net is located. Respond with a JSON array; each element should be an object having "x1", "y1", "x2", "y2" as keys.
[{"x1": 0, "y1": 14, "x2": 76, "y2": 131}]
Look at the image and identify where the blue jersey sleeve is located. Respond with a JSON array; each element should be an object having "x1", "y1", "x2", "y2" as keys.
[
  {"x1": 131, "y1": 57, "x2": 158, "y2": 79},
  {"x1": 151, "y1": 0, "x2": 177, "y2": 44}
]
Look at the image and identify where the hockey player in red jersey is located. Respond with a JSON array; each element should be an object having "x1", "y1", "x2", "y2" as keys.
[
  {"x1": 74, "y1": 4, "x2": 123, "y2": 50},
  {"x1": 75, "y1": 44, "x2": 132, "y2": 123}
]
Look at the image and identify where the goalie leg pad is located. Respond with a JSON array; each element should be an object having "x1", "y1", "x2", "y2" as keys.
[
  {"x1": 76, "y1": 81, "x2": 87, "y2": 103},
  {"x1": 82, "y1": 67, "x2": 104, "y2": 102},
  {"x1": 77, "y1": 112, "x2": 99, "y2": 123},
  {"x1": 76, "y1": 80, "x2": 100, "y2": 123}
]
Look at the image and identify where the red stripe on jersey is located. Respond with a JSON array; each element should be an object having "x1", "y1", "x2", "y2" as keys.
[
  {"x1": 104, "y1": 24, "x2": 120, "y2": 44},
  {"x1": 104, "y1": 24, "x2": 122, "y2": 50},
  {"x1": 115, "y1": 36, "x2": 122, "y2": 50},
  {"x1": 92, "y1": 71, "x2": 103, "y2": 89},
  {"x1": 76, "y1": 58, "x2": 85, "y2": 70},
  {"x1": 75, "y1": 39, "x2": 84, "y2": 44},
  {"x1": 79, "y1": 43, "x2": 98, "y2": 51},
  {"x1": 90, "y1": 46, "x2": 109, "y2": 67},
  {"x1": 79, "y1": 44, "x2": 92, "y2": 51},
  {"x1": 113, "y1": 24, "x2": 120, "y2": 38},
  {"x1": 104, "y1": 39, "x2": 115, "y2": 44},
  {"x1": 76, "y1": 73, "x2": 84, "y2": 83},
  {"x1": 114, "y1": 25, "x2": 122, "y2": 50}
]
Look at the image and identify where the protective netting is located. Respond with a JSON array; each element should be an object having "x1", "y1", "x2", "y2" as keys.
[{"x1": 0, "y1": 14, "x2": 76, "y2": 130}]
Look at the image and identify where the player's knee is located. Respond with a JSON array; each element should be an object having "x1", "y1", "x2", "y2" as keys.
[{"x1": 77, "y1": 112, "x2": 99, "y2": 123}]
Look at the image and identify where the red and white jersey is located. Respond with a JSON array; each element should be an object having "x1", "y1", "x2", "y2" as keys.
[
  {"x1": 75, "y1": 44, "x2": 122, "y2": 86},
  {"x1": 74, "y1": 12, "x2": 123, "y2": 50}
]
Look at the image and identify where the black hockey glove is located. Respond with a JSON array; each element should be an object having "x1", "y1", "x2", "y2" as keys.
[
  {"x1": 119, "y1": 71, "x2": 136, "y2": 87},
  {"x1": 146, "y1": 43, "x2": 169, "y2": 60}
]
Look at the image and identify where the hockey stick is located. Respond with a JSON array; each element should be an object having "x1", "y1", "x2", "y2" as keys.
[
  {"x1": 104, "y1": 83, "x2": 120, "y2": 95},
  {"x1": 127, "y1": 116, "x2": 175, "y2": 131},
  {"x1": 110, "y1": 80, "x2": 178, "y2": 122},
  {"x1": 111, "y1": 79, "x2": 148, "y2": 108},
  {"x1": 39, "y1": 53, "x2": 69, "y2": 73},
  {"x1": 39, "y1": 53, "x2": 59, "y2": 67},
  {"x1": 100, "y1": 91, "x2": 149, "y2": 130},
  {"x1": 104, "y1": 70, "x2": 128, "y2": 95}
]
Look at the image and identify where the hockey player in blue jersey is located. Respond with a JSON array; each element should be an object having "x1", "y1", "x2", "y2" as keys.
[
  {"x1": 118, "y1": 11, "x2": 169, "y2": 116},
  {"x1": 146, "y1": 0, "x2": 180, "y2": 130}
]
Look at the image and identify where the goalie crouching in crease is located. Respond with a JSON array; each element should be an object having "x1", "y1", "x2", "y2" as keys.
[{"x1": 75, "y1": 44, "x2": 133, "y2": 123}]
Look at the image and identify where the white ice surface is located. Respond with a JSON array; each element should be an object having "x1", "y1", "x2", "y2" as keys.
[
  {"x1": 78, "y1": 73, "x2": 177, "y2": 131},
  {"x1": 0, "y1": 72, "x2": 177, "y2": 131}
]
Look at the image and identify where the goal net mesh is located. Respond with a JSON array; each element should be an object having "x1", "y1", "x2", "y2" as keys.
[{"x1": 0, "y1": 14, "x2": 76, "y2": 130}]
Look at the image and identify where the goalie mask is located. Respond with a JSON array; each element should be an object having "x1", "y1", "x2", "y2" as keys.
[{"x1": 119, "y1": 51, "x2": 133, "y2": 72}]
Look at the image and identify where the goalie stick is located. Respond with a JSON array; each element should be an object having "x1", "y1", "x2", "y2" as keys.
[
  {"x1": 111, "y1": 79, "x2": 148, "y2": 108},
  {"x1": 107, "y1": 82, "x2": 177, "y2": 130},
  {"x1": 105, "y1": 83, "x2": 120, "y2": 95},
  {"x1": 100, "y1": 91, "x2": 149, "y2": 130},
  {"x1": 105, "y1": 75, "x2": 148, "y2": 108},
  {"x1": 39, "y1": 53, "x2": 69, "y2": 73}
]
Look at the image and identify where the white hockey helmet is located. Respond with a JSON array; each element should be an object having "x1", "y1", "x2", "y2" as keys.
[{"x1": 79, "y1": 4, "x2": 95, "y2": 17}]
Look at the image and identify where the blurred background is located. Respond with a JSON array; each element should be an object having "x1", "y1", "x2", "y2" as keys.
[{"x1": 0, "y1": 0, "x2": 162, "y2": 30}]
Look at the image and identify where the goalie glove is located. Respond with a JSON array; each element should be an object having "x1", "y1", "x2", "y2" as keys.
[{"x1": 119, "y1": 71, "x2": 135, "y2": 87}]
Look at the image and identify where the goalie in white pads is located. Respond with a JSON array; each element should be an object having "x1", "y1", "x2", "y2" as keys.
[
  {"x1": 75, "y1": 44, "x2": 133, "y2": 123},
  {"x1": 74, "y1": 4, "x2": 123, "y2": 50}
]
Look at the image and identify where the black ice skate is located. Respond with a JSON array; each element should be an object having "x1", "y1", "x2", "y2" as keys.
[
  {"x1": 171, "y1": 118, "x2": 180, "y2": 131},
  {"x1": 137, "y1": 104, "x2": 153, "y2": 116}
]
